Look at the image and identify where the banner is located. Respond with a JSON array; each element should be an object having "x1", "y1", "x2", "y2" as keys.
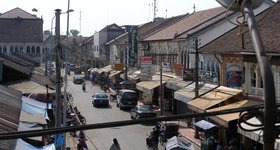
[{"x1": 128, "y1": 26, "x2": 138, "y2": 67}]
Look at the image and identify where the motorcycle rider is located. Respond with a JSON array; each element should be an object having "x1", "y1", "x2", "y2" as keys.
[{"x1": 147, "y1": 125, "x2": 160, "y2": 149}]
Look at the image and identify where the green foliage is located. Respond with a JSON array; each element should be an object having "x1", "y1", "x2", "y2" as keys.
[
  {"x1": 70, "y1": 29, "x2": 80, "y2": 37},
  {"x1": 44, "y1": 30, "x2": 51, "y2": 35}
]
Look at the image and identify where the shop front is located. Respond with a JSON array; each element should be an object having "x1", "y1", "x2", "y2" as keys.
[
  {"x1": 206, "y1": 99, "x2": 262, "y2": 148},
  {"x1": 237, "y1": 116, "x2": 280, "y2": 149},
  {"x1": 173, "y1": 83, "x2": 217, "y2": 114},
  {"x1": 165, "y1": 77, "x2": 192, "y2": 114},
  {"x1": 136, "y1": 80, "x2": 167, "y2": 105}
]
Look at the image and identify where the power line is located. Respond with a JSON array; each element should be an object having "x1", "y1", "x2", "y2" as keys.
[{"x1": 0, "y1": 104, "x2": 266, "y2": 140}]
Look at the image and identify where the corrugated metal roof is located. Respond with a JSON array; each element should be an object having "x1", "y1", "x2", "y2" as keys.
[
  {"x1": 0, "y1": 85, "x2": 22, "y2": 149},
  {"x1": 0, "y1": 53, "x2": 34, "y2": 75},
  {"x1": 200, "y1": 1, "x2": 278, "y2": 54},
  {"x1": 144, "y1": 7, "x2": 226, "y2": 41}
]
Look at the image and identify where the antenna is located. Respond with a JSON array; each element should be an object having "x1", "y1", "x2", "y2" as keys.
[
  {"x1": 79, "y1": 11, "x2": 81, "y2": 35},
  {"x1": 193, "y1": 3, "x2": 196, "y2": 13},
  {"x1": 153, "y1": 0, "x2": 157, "y2": 20},
  {"x1": 165, "y1": 9, "x2": 167, "y2": 19}
]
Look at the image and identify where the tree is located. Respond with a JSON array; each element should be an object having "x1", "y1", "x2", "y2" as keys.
[
  {"x1": 44, "y1": 30, "x2": 51, "y2": 35},
  {"x1": 70, "y1": 29, "x2": 80, "y2": 37}
]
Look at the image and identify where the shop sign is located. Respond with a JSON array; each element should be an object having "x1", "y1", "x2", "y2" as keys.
[
  {"x1": 115, "y1": 64, "x2": 124, "y2": 71},
  {"x1": 128, "y1": 26, "x2": 138, "y2": 67},
  {"x1": 173, "y1": 64, "x2": 184, "y2": 76}
]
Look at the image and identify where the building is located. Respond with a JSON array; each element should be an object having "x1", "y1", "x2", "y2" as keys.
[
  {"x1": 0, "y1": 7, "x2": 43, "y2": 63},
  {"x1": 93, "y1": 23, "x2": 124, "y2": 68}
]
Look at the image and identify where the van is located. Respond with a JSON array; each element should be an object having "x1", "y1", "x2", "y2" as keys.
[{"x1": 116, "y1": 89, "x2": 138, "y2": 110}]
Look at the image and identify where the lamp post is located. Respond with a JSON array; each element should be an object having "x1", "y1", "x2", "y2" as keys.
[
  {"x1": 216, "y1": 0, "x2": 276, "y2": 149},
  {"x1": 63, "y1": 0, "x2": 73, "y2": 149},
  {"x1": 54, "y1": 9, "x2": 62, "y2": 150}
]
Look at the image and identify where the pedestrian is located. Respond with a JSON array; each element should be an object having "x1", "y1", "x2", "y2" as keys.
[
  {"x1": 82, "y1": 81, "x2": 86, "y2": 92},
  {"x1": 109, "y1": 138, "x2": 121, "y2": 150}
]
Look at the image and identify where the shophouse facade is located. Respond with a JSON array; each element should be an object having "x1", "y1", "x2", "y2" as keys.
[{"x1": 0, "y1": 8, "x2": 43, "y2": 63}]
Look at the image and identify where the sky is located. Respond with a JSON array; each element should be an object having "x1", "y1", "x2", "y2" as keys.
[{"x1": 2, "y1": 0, "x2": 225, "y2": 36}]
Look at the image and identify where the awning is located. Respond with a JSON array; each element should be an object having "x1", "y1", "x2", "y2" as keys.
[
  {"x1": 15, "y1": 139, "x2": 55, "y2": 150},
  {"x1": 207, "y1": 100, "x2": 261, "y2": 128},
  {"x1": 237, "y1": 117, "x2": 280, "y2": 149},
  {"x1": 165, "y1": 78, "x2": 192, "y2": 91},
  {"x1": 120, "y1": 70, "x2": 141, "y2": 81},
  {"x1": 136, "y1": 80, "x2": 168, "y2": 95},
  {"x1": 19, "y1": 111, "x2": 47, "y2": 125},
  {"x1": 187, "y1": 86, "x2": 242, "y2": 113},
  {"x1": 109, "y1": 70, "x2": 122, "y2": 79},
  {"x1": 22, "y1": 96, "x2": 51, "y2": 116},
  {"x1": 96, "y1": 65, "x2": 113, "y2": 74},
  {"x1": 174, "y1": 83, "x2": 217, "y2": 103},
  {"x1": 195, "y1": 120, "x2": 216, "y2": 130},
  {"x1": 165, "y1": 136, "x2": 194, "y2": 150}
]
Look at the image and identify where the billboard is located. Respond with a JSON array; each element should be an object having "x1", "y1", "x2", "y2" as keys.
[{"x1": 226, "y1": 63, "x2": 242, "y2": 87}]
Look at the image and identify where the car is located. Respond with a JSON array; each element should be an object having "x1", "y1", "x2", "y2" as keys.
[
  {"x1": 130, "y1": 105, "x2": 157, "y2": 120},
  {"x1": 92, "y1": 93, "x2": 109, "y2": 107},
  {"x1": 73, "y1": 74, "x2": 84, "y2": 84},
  {"x1": 116, "y1": 89, "x2": 138, "y2": 110}
]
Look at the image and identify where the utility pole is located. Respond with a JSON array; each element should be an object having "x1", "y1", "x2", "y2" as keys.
[
  {"x1": 159, "y1": 54, "x2": 163, "y2": 116},
  {"x1": 54, "y1": 9, "x2": 62, "y2": 150},
  {"x1": 63, "y1": 0, "x2": 71, "y2": 149},
  {"x1": 194, "y1": 38, "x2": 199, "y2": 97}
]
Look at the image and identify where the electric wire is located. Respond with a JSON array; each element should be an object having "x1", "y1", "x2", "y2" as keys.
[{"x1": 0, "y1": 104, "x2": 265, "y2": 140}]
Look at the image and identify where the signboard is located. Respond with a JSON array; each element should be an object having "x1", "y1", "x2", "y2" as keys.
[
  {"x1": 141, "y1": 57, "x2": 155, "y2": 74},
  {"x1": 114, "y1": 64, "x2": 124, "y2": 71},
  {"x1": 162, "y1": 62, "x2": 172, "y2": 72},
  {"x1": 226, "y1": 63, "x2": 242, "y2": 87},
  {"x1": 128, "y1": 26, "x2": 138, "y2": 67},
  {"x1": 173, "y1": 64, "x2": 184, "y2": 76}
]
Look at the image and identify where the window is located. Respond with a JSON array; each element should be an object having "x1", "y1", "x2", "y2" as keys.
[
  {"x1": 27, "y1": 46, "x2": 30, "y2": 53},
  {"x1": 10, "y1": 46, "x2": 14, "y2": 53},
  {"x1": 31, "y1": 46, "x2": 35, "y2": 53},
  {"x1": 0, "y1": 46, "x2": 2, "y2": 53},
  {"x1": 3, "y1": 46, "x2": 7, "y2": 53},
  {"x1": 36, "y1": 46, "x2": 40, "y2": 53},
  {"x1": 20, "y1": 46, "x2": 24, "y2": 52},
  {"x1": 15, "y1": 46, "x2": 19, "y2": 52}
]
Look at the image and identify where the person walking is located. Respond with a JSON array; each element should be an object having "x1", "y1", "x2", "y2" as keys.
[
  {"x1": 109, "y1": 138, "x2": 121, "y2": 150},
  {"x1": 82, "y1": 81, "x2": 86, "y2": 92}
]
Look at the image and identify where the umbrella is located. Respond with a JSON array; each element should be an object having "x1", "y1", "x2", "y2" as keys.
[{"x1": 165, "y1": 136, "x2": 194, "y2": 150}]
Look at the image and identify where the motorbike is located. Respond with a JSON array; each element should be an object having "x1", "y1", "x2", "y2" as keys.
[
  {"x1": 146, "y1": 125, "x2": 161, "y2": 150},
  {"x1": 77, "y1": 131, "x2": 88, "y2": 150}
]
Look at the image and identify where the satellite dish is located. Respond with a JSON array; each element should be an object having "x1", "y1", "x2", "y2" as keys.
[{"x1": 216, "y1": 0, "x2": 264, "y2": 11}]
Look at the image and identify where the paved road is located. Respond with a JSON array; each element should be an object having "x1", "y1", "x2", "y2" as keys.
[{"x1": 67, "y1": 74, "x2": 160, "y2": 150}]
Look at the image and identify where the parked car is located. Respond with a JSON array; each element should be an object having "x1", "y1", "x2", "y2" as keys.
[
  {"x1": 130, "y1": 105, "x2": 157, "y2": 120},
  {"x1": 73, "y1": 75, "x2": 84, "y2": 84},
  {"x1": 92, "y1": 93, "x2": 109, "y2": 107},
  {"x1": 116, "y1": 89, "x2": 138, "y2": 110}
]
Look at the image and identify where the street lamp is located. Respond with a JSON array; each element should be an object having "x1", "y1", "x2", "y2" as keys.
[
  {"x1": 216, "y1": 0, "x2": 276, "y2": 149},
  {"x1": 51, "y1": 9, "x2": 74, "y2": 35}
]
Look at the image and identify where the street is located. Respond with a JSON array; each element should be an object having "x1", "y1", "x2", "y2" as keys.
[{"x1": 67, "y1": 73, "x2": 160, "y2": 150}]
